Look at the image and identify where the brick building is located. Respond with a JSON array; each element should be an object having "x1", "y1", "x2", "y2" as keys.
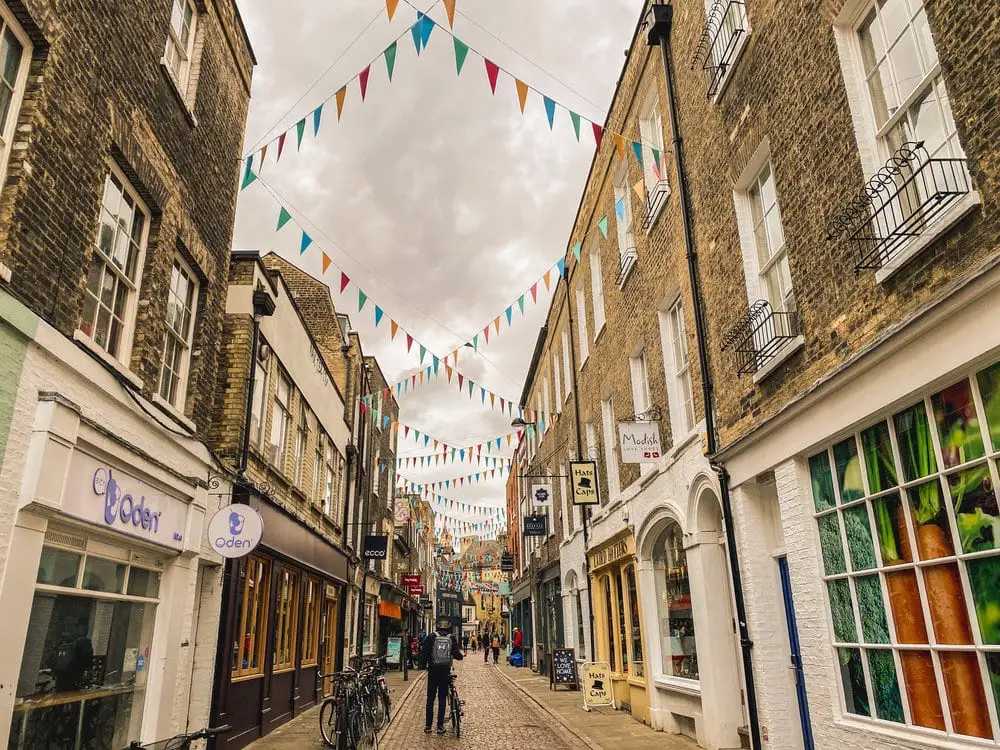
[{"x1": 0, "y1": 1, "x2": 253, "y2": 748}]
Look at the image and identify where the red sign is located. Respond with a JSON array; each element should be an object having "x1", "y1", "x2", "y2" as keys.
[
  {"x1": 407, "y1": 583, "x2": 425, "y2": 596},
  {"x1": 401, "y1": 574, "x2": 420, "y2": 585}
]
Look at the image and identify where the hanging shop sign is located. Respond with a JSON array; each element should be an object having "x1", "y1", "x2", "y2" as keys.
[
  {"x1": 588, "y1": 533, "x2": 635, "y2": 571},
  {"x1": 500, "y1": 553, "x2": 514, "y2": 572},
  {"x1": 617, "y1": 421, "x2": 663, "y2": 463},
  {"x1": 569, "y1": 461, "x2": 600, "y2": 505},
  {"x1": 407, "y1": 583, "x2": 425, "y2": 596},
  {"x1": 207, "y1": 505, "x2": 264, "y2": 558},
  {"x1": 363, "y1": 534, "x2": 390, "y2": 559},
  {"x1": 523, "y1": 514, "x2": 547, "y2": 537},
  {"x1": 581, "y1": 662, "x2": 616, "y2": 710},
  {"x1": 64, "y1": 452, "x2": 188, "y2": 551},
  {"x1": 530, "y1": 483, "x2": 552, "y2": 506},
  {"x1": 401, "y1": 574, "x2": 421, "y2": 587}
]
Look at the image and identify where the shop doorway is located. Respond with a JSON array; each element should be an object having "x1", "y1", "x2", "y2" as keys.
[
  {"x1": 322, "y1": 598, "x2": 338, "y2": 697},
  {"x1": 778, "y1": 556, "x2": 814, "y2": 750}
]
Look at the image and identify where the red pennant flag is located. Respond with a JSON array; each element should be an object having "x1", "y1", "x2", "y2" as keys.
[
  {"x1": 406, "y1": 334, "x2": 413, "y2": 352},
  {"x1": 484, "y1": 59, "x2": 500, "y2": 94},
  {"x1": 277, "y1": 132, "x2": 287, "y2": 161},
  {"x1": 458, "y1": 373, "x2": 464, "y2": 389},
  {"x1": 592, "y1": 122, "x2": 604, "y2": 150},
  {"x1": 340, "y1": 272, "x2": 350, "y2": 293},
  {"x1": 321, "y1": 252, "x2": 332, "y2": 273},
  {"x1": 500, "y1": 397, "x2": 505, "y2": 411},
  {"x1": 404, "y1": 426, "x2": 410, "y2": 438},
  {"x1": 483, "y1": 325, "x2": 490, "y2": 343},
  {"x1": 530, "y1": 283, "x2": 538, "y2": 302},
  {"x1": 359, "y1": 66, "x2": 371, "y2": 101}
]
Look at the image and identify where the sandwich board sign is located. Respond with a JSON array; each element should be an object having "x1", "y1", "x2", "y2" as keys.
[{"x1": 581, "y1": 662, "x2": 616, "y2": 711}]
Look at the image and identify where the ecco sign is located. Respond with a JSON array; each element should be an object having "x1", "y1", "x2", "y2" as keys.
[{"x1": 207, "y1": 505, "x2": 263, "y2": 559}]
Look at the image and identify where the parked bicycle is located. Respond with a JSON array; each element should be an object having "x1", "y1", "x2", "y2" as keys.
[
  {"x1": 318, "y1": 656, "x2": 390, "y2": 749},
  {"x1": 125, "y1": 725, "x2": 231, "y2": 750},
  {"x1": 446, "y1": 668, "x2": 463, "y2": 738}
]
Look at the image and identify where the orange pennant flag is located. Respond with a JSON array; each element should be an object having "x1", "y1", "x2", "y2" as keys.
[
  {"x1": 515, "y1": 79, "x2": 529, "y2": 114},
  {"x1": 446, "y1": 365, "x2": 453, "y2": 382},
  {"x1": 419, "y1": 371, "x2": 424, "y2": 384},
  {"x1": 634, "y1": 178, "x2": 645, "y2": 199},
  {"x1": 613, "y1": 133, "x2": 625, "y2": 159},
  {"x1": 452, "y1": 348, "x2": 459, "y2": 365},
  {"x1": 386, "y1": 0, "x2": 399, "y2": 20},
  {"x1": 543, "y1": 270, "x2": 551, "y2": 290},
  {"x1": 321, "y1": 252, "x2": 332, "y2": 273},
  {"x1": 443, "y1": 0, "x2": 456, "y2": 28},
  {"x1": 494, "y1": 316, "x2": 501, "y2": 334},
  {"x1": 489, "y1": 392, "x2": 495, "y2": 408},
  {"x1": 260, "y1": 144, "x2": 268, "y2": 165},
  {"x1": 390, "y1": 320, "x2": 399, "y2": 340},
  {"x1": 335, "y1": 87, "x2": 347, "y2": 120}
]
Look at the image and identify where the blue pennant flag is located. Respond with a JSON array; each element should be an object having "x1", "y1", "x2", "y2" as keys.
[
  {"x1": 632, "y1": 141, "x2": 643, "y2": 166},
  {"x1": 557, "y1": 257, "x2": 566, "y2": 278},
  {"x1": 374, "y1": 306, "x2": 384, "y2": 326},
  {"x1": 505, "y1": 306, "x2": 513, "y2": 325},
  {"x1": 300, "y1": 231, "x2": 313, "y2": 254},
  {"x1": 543, "y1": 96, "x2": 556, "y2": 129},
  {"x1": 410, "y1": 21, "x2": 422, "y2": 54},
  {"x1": 313, "y1": 105, "x2": 323, "y2": 136},
  {"x1": 615, "y1": 196, "x2": 625, "y2": 220},
  {"x1": 418, "y1": 11, "x2": 435, "y2": 48}
]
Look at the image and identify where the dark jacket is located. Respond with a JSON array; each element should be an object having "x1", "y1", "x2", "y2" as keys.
[{"x1": 420, "y1": 629, "x2": 464, "y2": 673}]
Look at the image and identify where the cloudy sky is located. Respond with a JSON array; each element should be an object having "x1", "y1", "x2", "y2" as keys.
[{"x1": 233, "y1": 0, "x2": 642, "y2": 529}]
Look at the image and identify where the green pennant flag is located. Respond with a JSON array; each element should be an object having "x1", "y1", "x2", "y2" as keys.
[
  {"x1": 241, "y1": 164, "x2": 257, "y2": 191},
  {"x1": 570, "y1": 111, "x2": 581, "y2": 141},
  {"x1": 385, "y1": 41, "x2": 398, "y2": 81},
  {"x1": 471, "y1": 333, "x2": 479, "y2": 351},
  {"x1": 517, "y1": 295, "x2": 525, "y2": 314},
  {"x1": 358, "y1": 290, "x2": 368, "y2": 311},
  {"x1": 572, "y1": 242, "x2": 582, "y2": 262},
  {"x1": 598, "y1": 215, "x2": 609, "y2": 238},
  {"x1": 295, "y1": 118, "x2": 306, "y2": 150},
  {"x1": 276, "y1": 206, "x2": 292, "y2": 231},
  {"x1": 419, "y1": 345, "x2": 426, "y2": 364},
  {"x1": 453, "y1": 37, "x2": 469, "y2": 75}
]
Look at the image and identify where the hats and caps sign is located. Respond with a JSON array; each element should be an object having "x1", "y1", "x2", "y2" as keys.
[{"x1": 207, "y1": 505, "x2": 264, "y2": 559}]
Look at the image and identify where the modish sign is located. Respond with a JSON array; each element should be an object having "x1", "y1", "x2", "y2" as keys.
[
  {"x1": 207, "y1": 505, "x2": 263, "y2": 559},
  {"x1": 618, "y1": 422, "x2": 663, "y2": 463}
]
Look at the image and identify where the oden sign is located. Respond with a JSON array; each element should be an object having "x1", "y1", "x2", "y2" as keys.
[{"x1": 207, "y1": 505, "x2": 263, "y2": 558}]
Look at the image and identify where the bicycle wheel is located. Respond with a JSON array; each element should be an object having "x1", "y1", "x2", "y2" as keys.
[
  {"x1": 351, "y1": 706, "x2": 378, "y2": 750},
  {"x1": 371, "y1": 688, "x2": 389, "y2": 731},
  {"x1": 380, "y1": 691, "x2": 391, "y2": 727},
  {"x1": 319, "y1": 699, "x2": 340, "y2": 748},
  {"x1": 450, "y1": 689, "x2": 461, "y2": 738}
]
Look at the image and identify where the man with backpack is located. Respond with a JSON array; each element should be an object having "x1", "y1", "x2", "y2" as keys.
[{"x1": 421, "y1": 618, "x2": 464, "y2": 735}]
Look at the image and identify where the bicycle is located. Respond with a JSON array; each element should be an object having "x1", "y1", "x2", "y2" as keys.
[
  {"x1": 318, "y1": 667, "x2": 379, "y2": 750},
  {"x1": 445, "y1": 669, "x2": 463, "y2": 738},
  {"x1": 357, "y1": 655, "x2": 391, "y2": 731},
  {"x1": 125, "y1": 725, "x2": 231, "y2": 750}
]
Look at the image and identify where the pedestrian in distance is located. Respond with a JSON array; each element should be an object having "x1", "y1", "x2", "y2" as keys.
[
  {"x1": 491, "y1": 632, "x2": 500, "y2": 664},
  {"x1": 422, "y1": 617, "x2": 464, "y2": 735},
  {"x1": 462, "y1": 634, "x2": 469, "y2": 651}
]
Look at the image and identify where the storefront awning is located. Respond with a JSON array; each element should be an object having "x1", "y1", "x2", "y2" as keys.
[{"x1": 379, "y1": 601, "x2": 402, "y2": 619}]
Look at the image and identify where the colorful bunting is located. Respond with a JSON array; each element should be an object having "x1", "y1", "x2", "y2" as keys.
[
  {"x1": 410, "y1": 20, "x2": 422, "y2": 54},
  {"x1": 597, "y1": 215, "x2": 609, "y2": 238},
  {"x1": 358, "y1": 290, "x2": 368, "y2": 311},
  {"x1": 276, "y1": 206, "x2": 292, "y2": 230},
  {"x1": 418, "y1": 12, "x2": 434, "y2": 48},
  {"x1": 335, "y1": 87, "x2": 346, "y2": 120},
  {"x1": 592, "y1": 122, "x2": 603, "y2": 150},
  {"x1": 340, "y1": 272, "x2": 350, "y2": 293},
  {"x1": 484, "y1": 59, "x2": 500, "y2": 94},
  {"x1": 443, "y1": 0, "x2": 456, "y2": 28},
  {"x1": 453, "y1": 38, "x2": 469, "y2": 75},
  {"x1": 359, "y1": 66, "x2": 371, "y2": 101},
  {"x1": 385, "y1": 41, "x2": 398, "y2": 81},
  {"x1": 300, "y1": 231, "x2": 313, "y2": 254},
  {"x1": 313, "y1": 105, "x2": 323, "y2": 136},
  {"x1": 385, "y1": 0, "x2": 399, "y2": 21},
  {"x1": 543, "y1": 96, "x2": 556, "y2": 129},
  {"x1": 295, "y1": 118, "x2": 305, "y2": 149},
  {"x1": 321, "y1": 252, "x2": 332, "y2": 274},
  {"x1": 570, "y1": 111, "x2": 581, "y2": 141},
  {"x1": 374, "y1": 306, "x2": 384, "y2": 327},
  {"x1": 515, "y1": 79, "x2": 529, "y2": 113}
]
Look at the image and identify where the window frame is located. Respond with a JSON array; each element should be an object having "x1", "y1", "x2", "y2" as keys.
[
  {"x1": 637, "y1": 89, "x2": 670, "y2": 231},
  {"x1": 600, "y1": 398, "x2": 621, "y2": 500},
  {"x1": 250, "y1": 346, "x2": 270, "y2": 449},
  {"x1": 652, "y1": 521, "x2": 700, "y2": 682},
  {"x1": 575, "y1": 288, "x2": 590, "y2": 364},
  {"x1": 324, "y1": 439, "x2": 336, "y2": 516},
  {"x1": 233, "y1": 554, "x2": 272, "y2": 679},
  {"x1": 613, "y1": 170, "x2": 637, "y2": 282},
  {"x1": 0, "y1": 7, "x2": 32, "y2": 189},
  {"x1": 562, "y1": 330, "x2": 573, "y2": 400},
  {"x1": 164, "y1": 0, "x2": 198, "y2": 90},
  {"x1": 590, "y1": 244, "x2": 606, "y2": 337},
  {"x1": 294, "y1": 400, "x2": 309, "y2": 487},
  {"x1": 158, "y1": 254, "x2": 199, "y2": 409},
  {"x1": 268, "y1": 367, "x2": 292, "y2": 470},
  {"x1": 300, "y1": 577, "x2": 322, "y2": 667},
  {"x1": 313, "y1": 429, "x2": 325, "y2": 505},
  {"x1": 273, "y1": 566, "x2": 300, "y2": 672},
  {"x1": 553, "y1": 352, "x2": 563, "y2": 413},
  {"x1": 661, "y1": 300, "x2": 696, "y2": 439}
]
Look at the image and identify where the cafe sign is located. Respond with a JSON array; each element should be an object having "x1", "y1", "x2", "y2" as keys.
[{"x1": 588, "y1": 533, "x2": 635, "y2": 570}]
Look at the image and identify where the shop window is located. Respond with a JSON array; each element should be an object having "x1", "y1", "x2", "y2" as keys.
[
  {"x1": 273, "y1": 568, "x2": 300, "y2": 671},
  {"x1": 602, "y1": 575, "x2": 617, "y2": 673},
  {"x1": 233, "y1": 555, "x2": 271, "y2": 679},
  {"x1": 575, "y1": 588, "x2": 586, "y2": 656},
  {"x1": 615, "y1": 569, "x2": 629, "y2": 674},
  {"x1": 301, "y1": 577, "x2": 321, "y2": 667},
  {"x1": 652, "y1": 522, "x2": 699, "y2": 680},
  {"x1": 12, "y1": 547, "x2": 160, "y2": 750},
  {"x1": 809, "y1": 359, "x2": 1000, "y2": 742},
  {"x1": 625, "y1": 565, "x2": 644, "y2": 677}
]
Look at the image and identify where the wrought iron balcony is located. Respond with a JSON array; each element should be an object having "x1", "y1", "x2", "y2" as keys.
[
  {"x1": 826, "y1": 141, "x2": 972, "y2": 273},
  {"x1": 691, "y1": 0, "x2": 747, "y2": 97},
  {"x1": 721, "y1": 300, "x2": 800, "y2": 376},
  {"x1": 640, "y1": 181, "x2": 670, "y2": 232},
  {"x1": 616, "y1": 248, "x2": 638, "y2": 286}
]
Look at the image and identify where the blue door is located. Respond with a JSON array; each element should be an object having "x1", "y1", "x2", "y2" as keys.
[{"x1": 778, "y1": 556, "x2": 815, "y2": 750}]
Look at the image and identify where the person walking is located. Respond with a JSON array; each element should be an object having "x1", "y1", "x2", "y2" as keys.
[
  {"x1": 462, "y1": 634, "x2": 469, "y2": 651},
  {"x1": 491, "y1": 632, "x2": 500, "y2": 664},
  {"x1": 483, "y1": 629, "x2": 490, "y2": 664},
  {"x1": 421, "y1": 618, "x2": 464, "y2": 735},
  {"x1": 512, "y1": 627, "x2": 523, "y2": 658}
]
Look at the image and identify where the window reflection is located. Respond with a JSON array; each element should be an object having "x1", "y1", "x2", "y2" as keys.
[{"x1": 653, "y1": 522, "x2": 698, "y2": 680}]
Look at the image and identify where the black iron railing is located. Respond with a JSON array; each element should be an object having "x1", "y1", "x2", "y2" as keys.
[
  {"x1": 721, "y1": 300, "x2": 800, "y2": 376},
  {"x1": 691, "y1": 0, "x2": 747, "y2": 97},
  {"x1": 640, "y1": 181, "x2": 670, "y2": 231},
  {"x1": 616, "y1": 248, "x2": 638, "y2": 286},
  {"x1": 826, "y1": 141, "x2": 971, "y2": 273}
]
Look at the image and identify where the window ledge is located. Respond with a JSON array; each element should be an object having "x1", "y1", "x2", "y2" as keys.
[
  {"x1": 713, "y1": 32, "x2": 749, "y2": 103},
  {"x1": 616, "y1": 258, "x2": 637, "y2": 290},
  {"x1": 669, "y1": 429, "x2": 701, "y2": 460},
  {"x1": 151, "y1": 393, "x2": 197, "y2": 432},
  {"x1": 833, "y1": 715, "x2": 987, "y2": 750},
  {"x1": 159, "y1": 59, "x2": 199, "y2": 128},
  {"x1": 752, "y1": 334, "x2": 805, "y2": 385},
  {"x1": 644, "y1": 194, "x2": 670, "y2": 236},
  {"x1": 580, "y1": 352, "x2": 590, "y2": 370},
  {"x1": 874, "y1": 190, "x2": 981, "y2": 285},
  {"x1": 73, "y1": 330, "x2": 145, "y2": 390},
  {"x1": 654, "y1": 675, "x2": 701, "y2": 697},
  {"x1": 593, "y1": 320, "x2": 608, "y2": 345}
]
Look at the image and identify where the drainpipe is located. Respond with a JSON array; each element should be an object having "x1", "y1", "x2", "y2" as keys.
[
  {"x1": 645, "y1": 5, "x2": 762, "y2": 749},
  {"x1": 355, "y1": 362, "x2": 374, "y2": 660}
]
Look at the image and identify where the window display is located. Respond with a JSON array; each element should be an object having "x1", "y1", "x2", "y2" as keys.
[
  {"x1": 810, "y1": 361, "x2": 1000, "y2": 742},
  {"x1": 653, "y1": 521, "x2": 698, "y2": 680}
]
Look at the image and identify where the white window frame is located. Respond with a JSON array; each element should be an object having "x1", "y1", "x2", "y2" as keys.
[
  {"x1": 543, "y1": 376, "x2": 551, "y2": 432},
  {"x1": 637, "y1": 89, "x2": 670, "y2": 231},
  {"x1": 81, "y1": 164, "x2": 151, "y2": 365},
  {"x1": 313, "y1": 428, "x2": 325, "y2": 505},
  {"x1": 164, "y1": 0, "x2": 198, "y2": 90},
  {"x1": 576, "y1": 288, "x2": 590, "y2": 365},
  {"x1": 600, "y1": 398, "x2": 621, "y2": 500},
  {"x1": 613, "y1": 171, "x2": 637, "y2": 287},
  {"x1": 325, "y1": 440, "x2": 337, "y2": 516},
  {"x1": 590, "y1": 244, "x2": 606, "y2": 337},
  {"x1": 0, "y1": 7, "x2": 31, "y2": 190},
  {"x1": 250, "y1": 349, "x2": 270, "y2": 449},
  {"x1": 294, "y1": 400, "x2": 309, "y2": 486},
  {"x1": 659, "y1": 300, "x2": 696, "y2": 441},
  {"x1": 553, "y1": 354, "x2": 563, "y2": 414},
  {"x1": 832, "y1": 0, "x2": 977, "y2": 282},
  {"x1": 268, "y1": 367, "x2": 292, "y2": 469},
  {"x1": 629, "y1": 348, "x2": 652, "y2": 418},
  {"x1": 562, "y1": 330, "x2": 573, "y2": 400},
  {"x1": 158, "y1": 255, "x2": 199, "y2": 410}
]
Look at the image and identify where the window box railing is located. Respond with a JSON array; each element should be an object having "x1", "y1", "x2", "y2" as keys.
[
  {"x1": 616, "y1": 248, "x2": 638, "y2": 286},
  {"x1": 691, "y1": 0, "x2": 747, "y2": 97},
  {"x1": 826, "y1": 141, "x2": 971, "y2": 273},
  {"x1": 721, "y1": 300, "x2": 800, "y2": 376},
  {"x1": 640, "y1": 181, "x2": 670, "y2": 232}
]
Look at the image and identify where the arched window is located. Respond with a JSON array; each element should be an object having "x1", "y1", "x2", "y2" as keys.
[{"x1": 652, "y1": 521, "x2": 699, "y2": 680}]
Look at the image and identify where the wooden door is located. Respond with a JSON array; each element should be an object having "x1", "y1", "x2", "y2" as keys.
[{"x1": 322, "y1": 598, "x2": 338, "y2": 696}]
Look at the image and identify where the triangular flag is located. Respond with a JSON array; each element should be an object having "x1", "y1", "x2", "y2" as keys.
[
  {"x1": 494, "y1": 316, "x2": 501, "y2": 334},
  {"x1": 313, "y1": 105, "x2": 323, "y2": 136},
  {"x1": 419, "y1": 345, "x2": 427, "y2": 364},
  {"x1": 598, "y1": 215, "x2": 609, "y2": 238},
  {"x1": 557, "y1": 257, "x2": 566, "y2": 278},
  {"x1": 418, "y1": 12, "x2": 434, "y2": 47},
  {"x1": 359, "y1": 66, "x2": 371, "y2": 101},
  {"x1": 572, "y1": 242, "x2": 582, "y2": 262},
  {"x1": 615, "y1": 196, "x2": 625, "y2": 220},
  {"x1": 358, "y1": 290, "x2": 368, "y2": 311},
  {"x1": 515, "y1": 79, "x2": 529, "y2": 113},
  {"x1": 321, "y1": 252, "x2": 332, "y2": 274},
  {"x1": 386, "y1": 0, "x2": 399, "y2": 20},
  {"x1": 335, "y1": 87, "x2": 346, "y2": 120},
  {"x1": 592, "y1": 122, "x2": 604, "y2": 150},
  {"x1": 471, "y1": 334, "x2": 479, "y2": 351},
  {"x1": 374, "y1": 306, "x2": 384, "y2": 327},
  {"x1": 385, "y1": 42, "x2": 398, "y2": 81},
  {"x1": 484, "y1": 59, "x2": 500, "y2": 94},
  {"x1": 652, "y1": 148, "x2": 662, "y2": 174},
  {"x1": 277, "y1": 132, "x2": 287, "y2": 161},
  {"x1": 406, "y1": 334, "x2": 413, "y2": 352},
  {"x1": 570, "y1": 111, "x2": 581, "y2": 141},
  {"x1": 453, "y1": 38, "x2": 469, "y2": 75},
  {"x1": 410, "y1": 21, "x2": 422, "y2": 55},
  {"x1": 259, "y1": 144, "x2": 268, "y2": 166},
  {"x1": 543, "y1": 96, "x2": 556, "y2": 129},
  {"x1": 530, "y1": 283, "x2": 537, "y2": 302},
  {"x1": 443, "y1": 0, "x2": 456, "y2": 27},
  {"x1": 505, "y1": 306, "x2": 512, "y2": 325},
  {"x1": 613, "y1": 133, "x2": 625, "y2": 159},
  {"x1": 390, "y1": 320, "x2": 399, "y2": 340},
  {"x1": 340, "y1": 272, "x2": 350, "y2": 293},
  {"x1": 633, "y1": 178, "x2": 645, "y2": 200},
  {"x1": 446, "y1": 365, "x2": 453, "y2": 382},
  {"x1": 543, "y1": 270, "x2": 551, "y2": 290},
  {"x1": 518, "y1": 295, "x2": 525, "y2": 313},
  {"x1": 632, "y1": 141, "x2": 643, "y2": 166},
  {"x1": 240, "y1": 157, "x2": 257, "y2": 190},
  {"x1": 276, "y1": 206, "x2": 292, "y2": 231},
  {"x1": 458, "y1": 373, "x2": 464, "y2": 389},
  {"x1": 300, "y1": 231, "x2": 312, "y2": 254},
  {"x1": 296, "y1": 118, "x2": 305, "y2": 150}
]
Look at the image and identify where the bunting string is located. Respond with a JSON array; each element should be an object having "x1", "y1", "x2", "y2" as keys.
[{"x1": 395, "y1": 466, "x2": 509, "y2": 493}]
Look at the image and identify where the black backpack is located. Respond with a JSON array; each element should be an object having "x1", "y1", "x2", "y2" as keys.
[{"x1": 430, "y1": 633, "x2": 453, "y2": 667}]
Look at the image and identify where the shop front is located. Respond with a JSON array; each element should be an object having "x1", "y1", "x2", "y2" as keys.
[
  {"x1": 536, "y1": 563, "x2": 564, "y2": 678},
  {"x1": 510, "y1": 579, "x2": 533, "y2": 667},
  {"x1": 211, "y1": 491, "x2": 348, "y2": 749},
  {"x1": 588, "y1": 529, "x2": 649, "y2": 723}
]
